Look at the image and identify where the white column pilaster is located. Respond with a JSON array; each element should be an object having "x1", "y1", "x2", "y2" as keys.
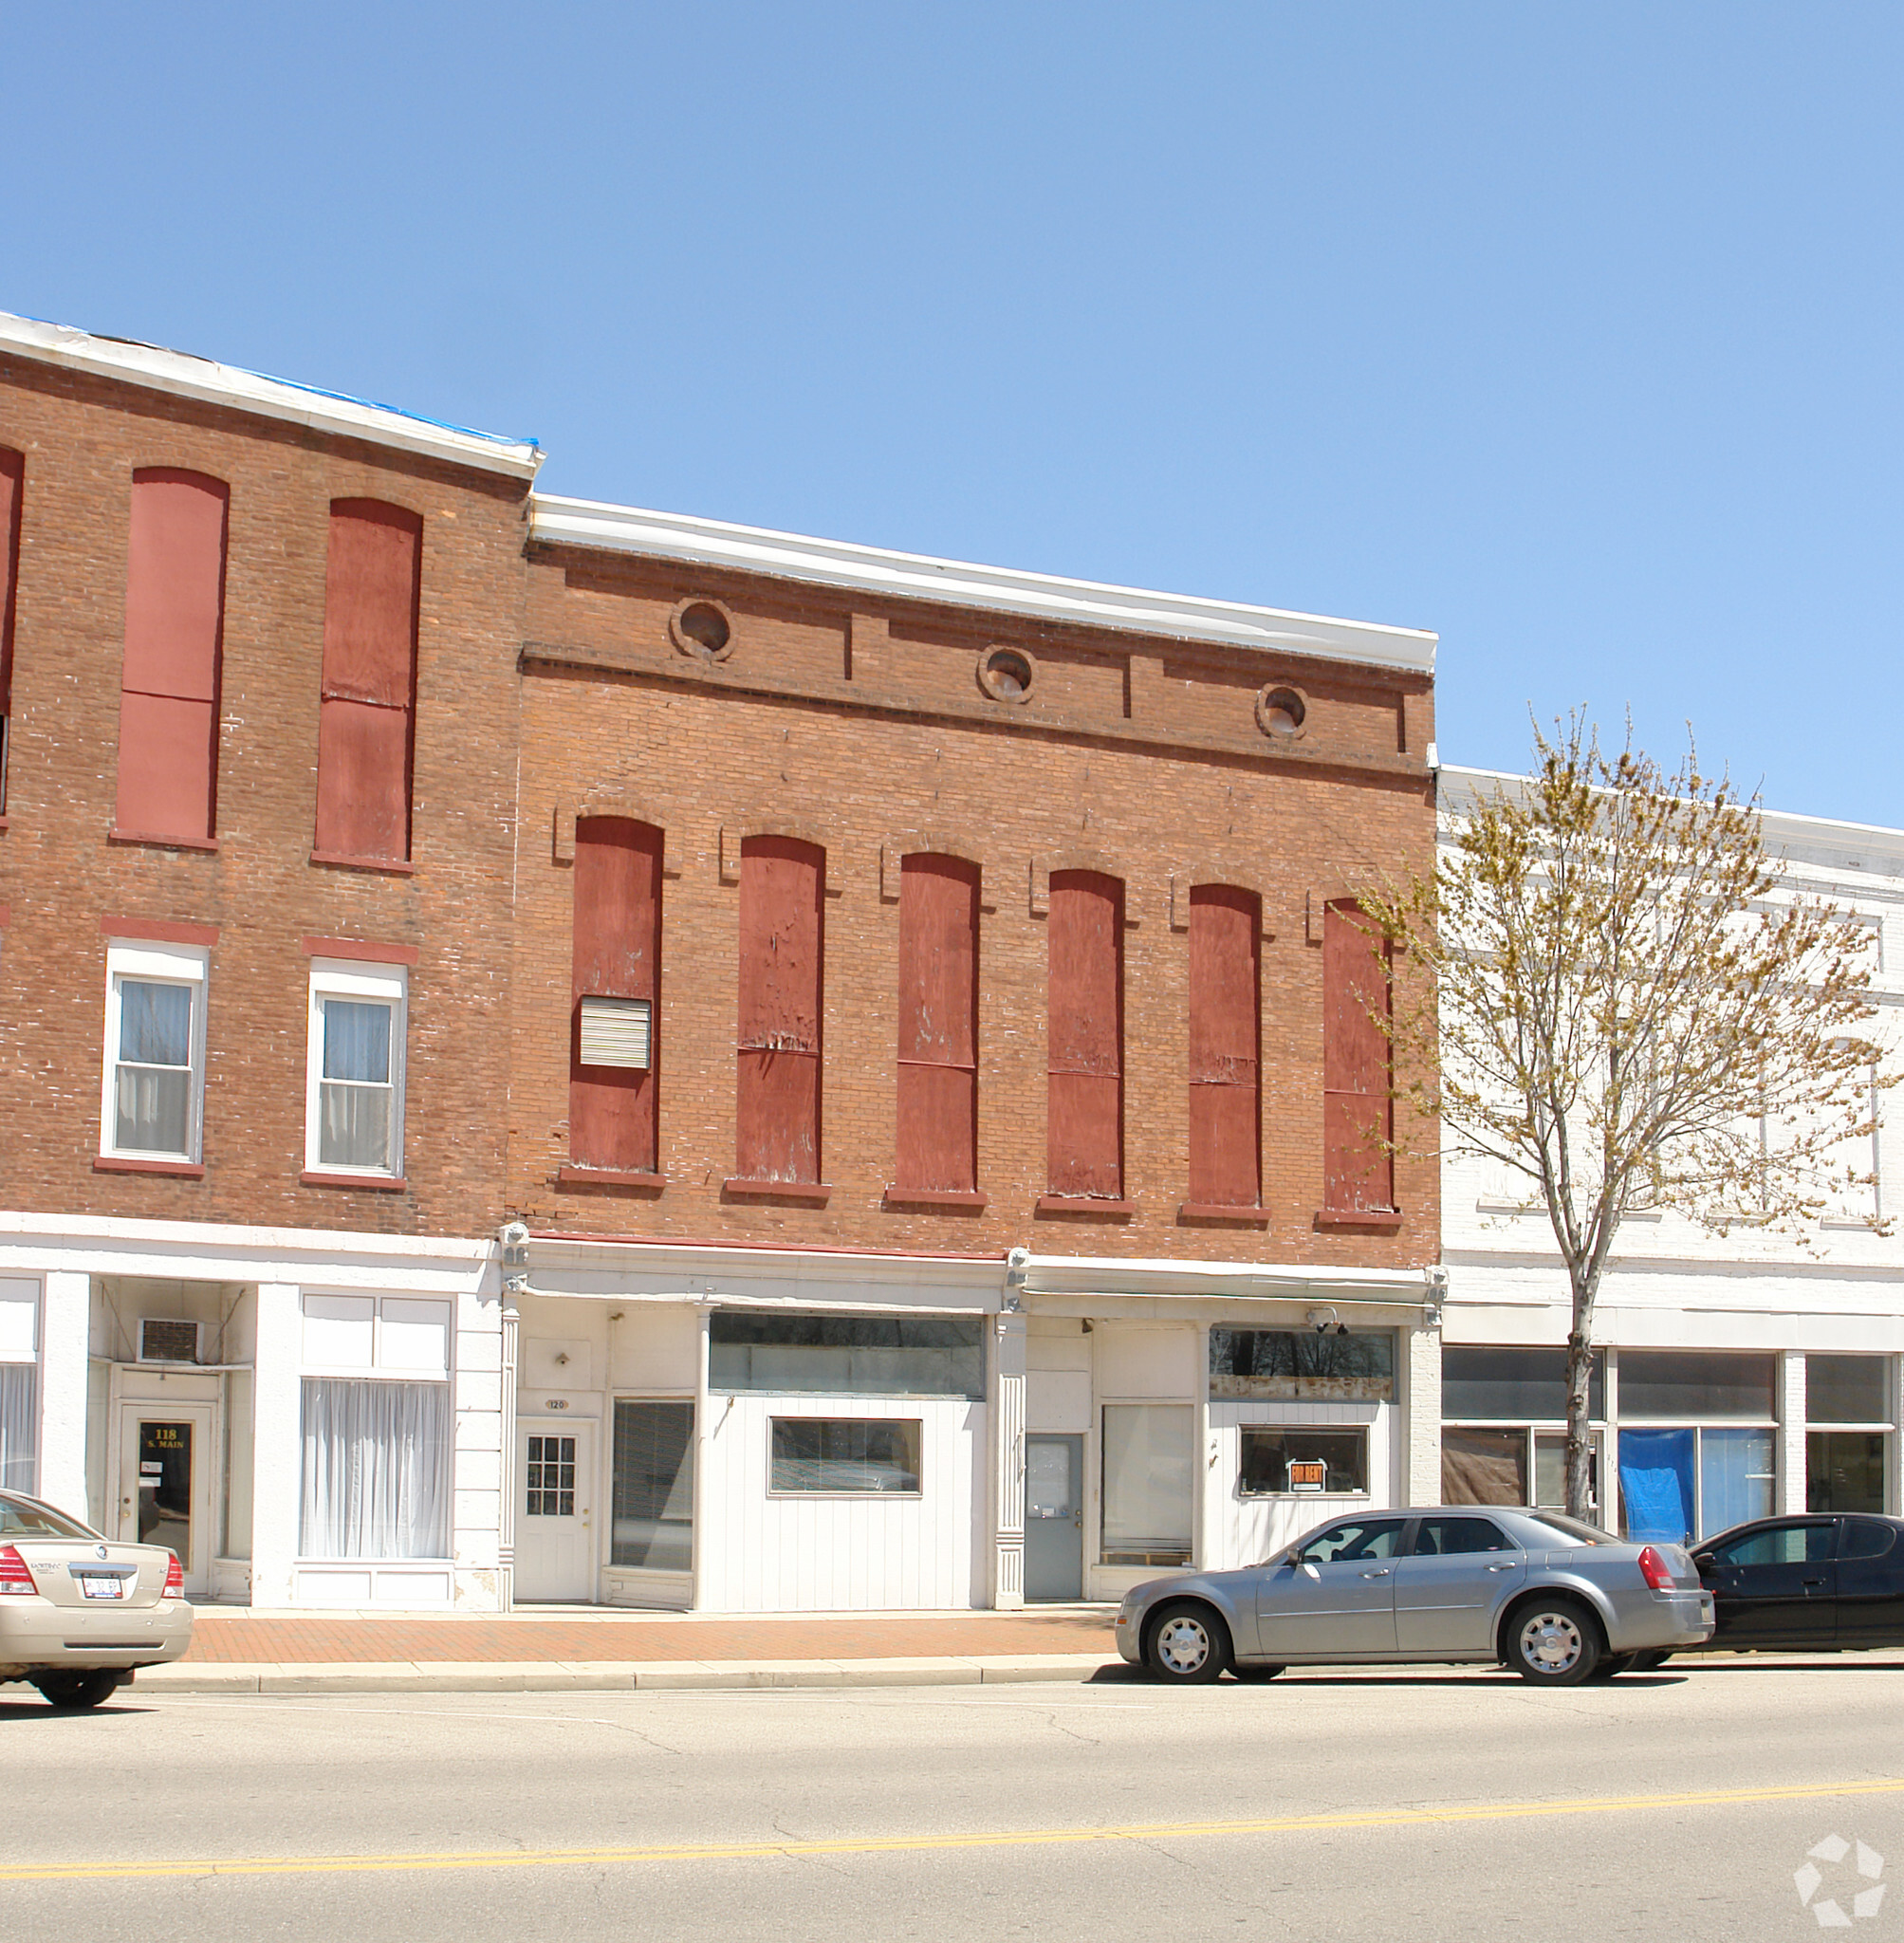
[
  {"x1": 249, "y1": 1282, "x2": 302, "y2": 1608},
  {"x1": 989, "y1": 1311, "x2": 1026, "y2": 1609},
  {"x1": 1780, "y1": 1350, "x2": 1808, "y2": 1516},
  {"x1": 1405, "y1": 1311, "x2": 1442, "y2": 1508},
  {"x1": 495, "y1": 1294, "x2": 520, "y2": 1612},
  {"x1": 690, "y1": 1304, "x2": 712, "y2": 1612},
  {"x1": 37, "y1": 1270, "x2": 90, "y2": 1517}
]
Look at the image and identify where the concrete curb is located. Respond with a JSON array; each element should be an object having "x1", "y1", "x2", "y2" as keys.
[{"x1": 124, "y1": 1653, "x2": 1129, "y2": 1695}]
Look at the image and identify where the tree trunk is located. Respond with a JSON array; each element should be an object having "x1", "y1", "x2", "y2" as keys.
[{"x1": 1563, "y1": 1285, "x2": 1598, "y2": 1522}]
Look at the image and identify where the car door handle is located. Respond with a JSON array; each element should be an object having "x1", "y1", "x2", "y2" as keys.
[
  {"x1": 1360, "y1": 1568, "x2": 1392, "y2": 1578},
  {"x1": 1802, "y1": 1578, "x2": 1826, "y2": 1587},
  {"x1": 1487, "y1": 1563, "x2": 1518, "y2": 1572}
]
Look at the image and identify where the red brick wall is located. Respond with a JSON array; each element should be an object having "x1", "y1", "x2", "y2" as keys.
[
  {"x1": 511, "y1": 548, "x2": 1439, "y2": 1267},
  {"x1": 0, "y1": 354, "x2": 528, "y2": 1236}
]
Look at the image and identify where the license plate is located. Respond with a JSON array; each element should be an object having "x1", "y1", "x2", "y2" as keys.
[{"x1": 81, "y1": 1579, "x2": 125, "y2": 1600}]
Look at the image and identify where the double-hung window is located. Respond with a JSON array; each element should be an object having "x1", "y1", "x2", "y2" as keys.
[
  {"x1": 102, "y1": 941, "x2": 208, "y2": 1162},
  {"x1": 305, "y1": 960, "x2": 406, "y2": 1178}
]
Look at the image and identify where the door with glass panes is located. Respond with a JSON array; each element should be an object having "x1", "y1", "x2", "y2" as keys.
[
  {"x1": 117, "y1": 1403, "x2": 215, "y2": 1599},
  {"x1": 515, "y1": 1421, "x2": 597, "y2": 1601}
]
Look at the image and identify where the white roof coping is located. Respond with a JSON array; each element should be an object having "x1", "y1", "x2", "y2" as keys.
[
  {"x1": 530, "y1": 494, "x2": 1437, "y2": 674},
  {"x1": 0, "y1": 312, "x2": 543, "y2": 481},
  {"x1": 1439, "y1": 763, "x2": 1904, "y2": 865}
]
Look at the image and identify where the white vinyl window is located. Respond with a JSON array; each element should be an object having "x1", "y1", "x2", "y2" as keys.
[
  {"x1": 305, "y1": 960, "x2": 406, "y2": 1177},
  {"x1": 101, "y1": 941, "x2": 209, "y2": 1161}
]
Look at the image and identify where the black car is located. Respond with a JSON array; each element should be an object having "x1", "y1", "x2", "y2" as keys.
[{"x1": 1663, "y1": 1513, "x2": 1904, "y2": 1655}]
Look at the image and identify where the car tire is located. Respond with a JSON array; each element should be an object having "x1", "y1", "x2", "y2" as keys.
[
  {"x1": 1625, "y1": 1650, "x2": 1673, "y2": 1672},
  {"x1": 33, "y1": 1671, "x2": 122, "y2": 1711},
  {"x1": 1589, "y1": 1653, "x2": 1638, "y2": 1678},
  {"x1": 1229, "y1": 1662, "x2": 1286, "y2": 1683},
  {"x1": 1506, "y1": 1596, "x2": 1602, "y2": 1686},
  {"x1": 1145, "y1": 1601, "x2": 1232, "y2": 1684}
]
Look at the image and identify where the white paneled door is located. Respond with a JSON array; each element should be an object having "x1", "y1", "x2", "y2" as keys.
[{"x1": 515, "y1": 1420, "x2": 597, "y2": 1602}]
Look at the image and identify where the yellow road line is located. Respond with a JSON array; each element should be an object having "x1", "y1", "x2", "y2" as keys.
[{"x1": 7, "y1": 1777, "x2": 1902, "y2": 1885}]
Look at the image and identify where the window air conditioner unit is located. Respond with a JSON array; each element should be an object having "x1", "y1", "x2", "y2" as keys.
[
  {"x1": 139, "y1": 1318, "x2": 201, "y2": 1364},
  {"x1": 579, "y1": 996, "x2": 652, "y2": 1069}
]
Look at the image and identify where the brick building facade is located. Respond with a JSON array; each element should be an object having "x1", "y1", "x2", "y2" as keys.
[
  {"x1": 500, "y1": 501, "x2": 1444, "y2": 1610},
  {"x1": 0, "y1": 311, "x2": 1445, "y2": 1614},
  {"x1": 0, "y1": 315, "x2": 539, "y2": 1607}
]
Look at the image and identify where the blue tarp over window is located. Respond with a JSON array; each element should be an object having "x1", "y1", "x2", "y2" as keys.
[{"x1": 1618, "y1": 1427, "x2": 1695, "y2": 1544}]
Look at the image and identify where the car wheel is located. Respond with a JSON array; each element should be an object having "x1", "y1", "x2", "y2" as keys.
[
  {"x1": 1229, "y1": 1662, "x2": 1286, "y2": 1683},
  {"x1": 1145, "y1": 1601, "x2": 1232, "y2": 1684},
  {"x1": 33, "y1": 1671, "x2": 122, "y2": 1711},
  {"x1": 1507, "y1": 1597, "x2": 1602, "y2": 1686}
]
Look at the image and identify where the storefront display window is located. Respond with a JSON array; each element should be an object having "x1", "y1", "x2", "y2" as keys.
[
  {"x1": 1442, "y1": 1348, "x2": 1604, "y2": 1516},
  {"x1": 1239, "y1": 1426, "x2": 1367, "y2": 1496},
  {"x1": 768, "y1": 1417, "x2": 921, "y2": 1494},
  {"x1": 298, "y1": 1378, "x2": 450, "y2": 1560},
  {"x1": 712, "y1": 1313, "x2": 984, "y2": 1398},
  {"x1": 612, "y1": 1400, "x2": 694, "y2": 1569},
  {"x1": 1807, "y1": 1355, "x2": 1893, "y2": 1514},
  {"x1": 1101, "y1": 1404, "x2": 1192, "y2": 1565},
  {"x1": 1209, "y1": 1328, "x2": 1395, "y2": 1401}
]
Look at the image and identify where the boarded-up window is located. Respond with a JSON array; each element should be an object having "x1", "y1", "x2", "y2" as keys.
[
  {"x1": 1047, "y1": 870, "x2": 1123, "y2": 1197},
  {"x1": 736, "y1": 836, "x2": 823, "y2": 1184},
  {"x1": 1188, "y1": 885, "x2": 1261, "y2": 1208},
  {"x1": 570, "y1": 818, "x2": 662, "y2": 1173},
  {"x1": 1323, "y1": 898, "x2": 1395, "y2": 1212},
  {"x1": 314, "y1": 500, "x2": 421, "y2": 862},
  {"x1": 115, "y1": 470, "x2": 228, "y2": 842},
  {"x1": 896, "y1": 854, "x2": 979, "y2": 1193},
  {"x1": 0, "y1": 448, "x2": 21, "y2": 815}
]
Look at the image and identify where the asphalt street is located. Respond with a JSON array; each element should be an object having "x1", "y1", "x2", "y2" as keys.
[{"x1": 4, "y1": 1656, "x2": 1903, "y2": 1941}]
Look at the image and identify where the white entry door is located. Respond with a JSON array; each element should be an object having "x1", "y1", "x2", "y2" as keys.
[
  {"x1": 117, "y1": 1403, "x2": 216, "y2": 1599},
  {"x1": 515, "y1": 1420, "x2": 597, "y2": 1602}
]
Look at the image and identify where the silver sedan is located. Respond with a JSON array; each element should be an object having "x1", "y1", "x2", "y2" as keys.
[
  {"x1": 0, "y1": 1487, "x2": 195, "y2": 1708},
  {"x1": 1115, "y1": 1507, "x2": 1714, "y2": 1687}
]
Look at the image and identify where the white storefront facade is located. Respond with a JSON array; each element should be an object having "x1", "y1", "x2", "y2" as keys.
[
  {"x1": 0, "y1": 1212, "x2": 504, "y2": 1611},
  {"x1": 500, "y1": 1237, "x2": 1444, "y2": 1612},
  {"x1": 1438, "y1": 771, "x2": 1904, "y2": 1544}
]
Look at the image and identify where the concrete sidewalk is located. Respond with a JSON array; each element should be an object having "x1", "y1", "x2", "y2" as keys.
[{"x1": 130, "y1": 1603, "x2": 1127, "y2": 1695}]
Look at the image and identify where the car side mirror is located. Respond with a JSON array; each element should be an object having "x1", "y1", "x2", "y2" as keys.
[{"x1": 1692, "y1": 1553, "x2": 1715, "y2": 1573}]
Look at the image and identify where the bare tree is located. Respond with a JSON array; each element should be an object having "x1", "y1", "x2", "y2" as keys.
[{"x1": 1365, "y1": 716, "x2": 1890, "y2": 1522}]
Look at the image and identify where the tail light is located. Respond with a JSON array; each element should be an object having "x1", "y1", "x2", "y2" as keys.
[
  {"x1": 0, "y1": 1545, "x2": 35, "y2": 1596},
  {"x1": 161, "y1": 1553, "x2": 185, "y2": 1600},
  {"x1": 1636, "y1": 1545, "x2": 1675, "y2": 1592}
]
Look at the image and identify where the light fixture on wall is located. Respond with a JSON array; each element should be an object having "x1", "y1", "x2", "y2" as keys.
[{"x1": 1305, "y1": 1305, "x2": 1350, "y2": 1337}]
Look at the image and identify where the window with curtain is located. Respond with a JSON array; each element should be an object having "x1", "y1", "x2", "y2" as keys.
[
  {"x1": 113, "y1": 979, "x2": 195, "y2": 1155},
  {"x1": 0, "y1": 1362, "x2": 35, "y2": 1492},
  {"x1": 305, "y1": 960, "x2": 406, "y2": 1176},
  {"x1": 102, "y1": 942, "x2": 208, "y2": 1163},
  {"x1": 320, "y1": 999, "x2": 395, "y2": 1169},
  {"x1": 298, "y1": 1378, "x2": 449, "y2": 1560}
]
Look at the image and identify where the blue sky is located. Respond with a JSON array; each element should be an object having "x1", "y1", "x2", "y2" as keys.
[{"x1": 5, "y1": 5, "x2": 1900, "y2": 824}]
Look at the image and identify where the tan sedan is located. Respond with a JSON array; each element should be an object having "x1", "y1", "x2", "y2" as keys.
[{"x1": 0, "y1": 1487, "x2": 194, "y2": 1708}]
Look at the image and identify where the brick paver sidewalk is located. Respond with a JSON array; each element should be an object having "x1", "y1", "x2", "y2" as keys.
[{"x1": 182, "y1": 1608, "x2": 1118, "y2": 1666}]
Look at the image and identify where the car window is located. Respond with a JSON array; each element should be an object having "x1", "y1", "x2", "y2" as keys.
[
  {"x1": 1295, "y1": 1518, "x2": 1406, "y2": 1564},
  {"x1": 0, "y1": 1495, "x2": 100, "y2": 1540},
  {"x1": 1413, "y1": 1515, "x2": 1514, "y2": 1557},
  {"x1": 1710, "y1": 1523, "x2": 1834, "y2": 1568},
  {"x1": 1521, "y1": 1511, "x2": 1617, "y2": 1545},
  {"x1": 1840, "y1": 1519, "x2": 1897, "y2": 1562}
]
